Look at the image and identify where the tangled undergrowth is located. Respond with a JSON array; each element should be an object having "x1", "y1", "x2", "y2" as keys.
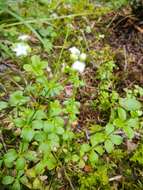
[{"x1": 0, "y1": 1, "x2": 143, "y2": 190}]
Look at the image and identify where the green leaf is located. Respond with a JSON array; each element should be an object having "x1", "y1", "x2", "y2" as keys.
[
  {"x1": 20, "y1": 175, "x2": 29, "y2": 185},
  {"x1": 11, "y1": 180, "x2": 21, "y2": 190},
  {"x1": 45, "y1": 158, "x2": 56, "y2": 170},
  {"x1": 23, "y1": 64, "x2": 32, "y2": 72},
  {"x1": 78, "y1": 159, "x2": 85, "y2": 168},
  {"x1": 123, "y1": 126, "x2": 134, "y2": 139},
  {"x1": 14, "y1": 118, "x2": 25, "y2": 128},
  {"x1": 104, "y1": 140, "x2": 114, "y2": 153},
  {"x1": 27, "y1": 55, "x2": 48, "y2": 76},
  {"x1": 32, "y1": 120, "x2": 44, "y2": 129},
  {"x1": 24, "y1": 151, "x2": 37, "y2": 162},
  {"x1": 9, "y1": 91, "x2": 29, "y2": 106},
  {"x1": 4, "y1": 149, "x2": 17, "y2": 168},
  {"x1": 118, "y1": 107, "x2": 127, "y2": 121},
  {"x1": 33, "y1": 178, "x2": 42, "y2": 189},
  {"x1": 72, "y1": 155, "x2": 79, "y2": 162},
  {"x1": 16, "y1": 157, "x2": 26, "y2": 170},
  {"x1": 43, "y1": 120, "x2": 54, "y2": 133},
  {"x1": 63, "y1": 130, "x2": 74, "y2": 141},
  {"x1": 89, "y1": 151, "x2": 99, "y2": 164},
  {"x1": 21, "y1": 127, "x2": 35, "y2": 142},
  {"x1": 110, "y1": 135, "x2": 123, "y2": 145},
  {"x1": 49, "y1": 100, "x2": 62, "y2": 116},
  {"x1": 35, "y1": 161, "x2": 45, "y2": 174},
  {"x1": 119, "y1": 98, "x2": 141, "y2": 111},
  {"x1": 2, "y1": 176, "x2": 14, "y2": 185},
  {"x1": 26, "y1": 168, "x2": 36, "y2": 178},
  {"x1": 94, "y1": 146, "x2": 105, "y2": 155},
  {"x1": 127, "y1": 118, "x2": 139, "y2": 129},
  {"x1": 34, "y1": 110, "x2": 47, "y2": 120},
  {"x1": 56, "y1": 126, "x2": 64, "y2": 135},
  {"x1": 0, "y1": 101, "x2": 8, "y2": 110},
  {"x1": 48, "y1": 133, "x2": 59, "y2": 150},
  {"x1": 39, "y1": 142, "x2": 50, "y2": 153},
  {"x1": 90, "y1": 133, "x2": 105, "y2": 146},
  {"x1": 105, "y1": 123, "x2": 114, "y2": 135},
  {"x1": 34, "y1": 131, "x2": 46, "y2": 142},
  {"x1": 113, "y1": 118, "x2": 125, "y2": 128},
  {"x1": 80, "y1": 144, "x2": 90, "y2": 156}
]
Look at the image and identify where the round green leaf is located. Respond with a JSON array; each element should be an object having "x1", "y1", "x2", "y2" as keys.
[
  {"x1": 0, "y1": 101, "x2": 8, "y2": 110},
  {"x1": 119, "y1": 98, "x2": 141, "y2": 111},
  {"x1": 118, "y1": 107, "x2": 127, "y2": 121},
  {"x1": 104, "y1": 140, "x2": 114, "y2": 153},
  {"x1": 110, "y1": 135, "x2": 123, "y2": 145},
  {"x1": 32, "y1": 120, "x2": 44, "y2": 129},
  {"x1": 123, "y1": 126, "x2": 134, "y2": 139},
  {"x1": 4, "y1": 149, "x2": 17, "y2": 168},
  {"x1": 2, "y1": 175, "x2": 14, "y2": 185},
  {"x1": 105, "y1": 124, "x2": 114, "y2": 135},
  {"x1": 21, "y1": 127, "x2": 35, "y2": 142},
  {"x1": 16, "y1": 157, "x2": 26, "y2": 170},
  {"x1": 12, "y1": 180, "x2": 21, "y2": 190},
  {"x1": 89, "y1": 150, "x2": 99, "y2": 164}
]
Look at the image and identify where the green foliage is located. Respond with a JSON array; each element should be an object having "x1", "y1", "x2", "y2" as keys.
[
  {"x1": 0, "y1": 0, "x2": 143, "y2": 189},
  {"x1": 131, "y1": 144, "x2": 143, "y2": 165}
]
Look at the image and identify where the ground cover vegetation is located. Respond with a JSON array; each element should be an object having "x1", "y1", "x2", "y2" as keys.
[{"x1": 0, "y1": 0, "x2": 143, "y2": 189}]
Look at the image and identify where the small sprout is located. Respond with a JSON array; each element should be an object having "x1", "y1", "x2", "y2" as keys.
[
  {"x1": 12, "y1": 43, "x2": 31, "y2": 57},
  {"x1": 72, "y1": 61, "x2": 85, "y2": 73}
]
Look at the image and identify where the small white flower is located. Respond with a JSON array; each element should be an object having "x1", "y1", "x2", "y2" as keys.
[
  {"x1": 18, "y1": 34, "x2": 30, "y2": 41},
  {"x1": 69, "y1": 47, "x2": 80, "y2": 56},
  {"x1": 99, "y1": 34, "x2": 105, "y2": 39},
  {"x1": 79, "y1": 53, "x2": 87, "y2": 62},
  {"x1": 72, "y1": 61, "x2": 85, "y2": 73},
  {"x1": 13, "y1": 43, "x2": 30, "y2": 57}
]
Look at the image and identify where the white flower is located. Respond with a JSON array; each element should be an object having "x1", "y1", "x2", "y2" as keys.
[
  {"x1": 72, "y1": 61, "x2": 85, "y2": 73},
  {"x1": 99, "y1": 34, "x2": 105, "y2": 39},
  {"x1": 79, "y1": 53, "x2": 87, "y2": 62},
  {"x1": 18, "y1": 34, "x2": 30, "y2": 41},
  {"x1": 13, "y1": 43, "x2": 31, "y2": 57},
  {"x1": 69, "y1": 47, "x2": 80, "y2": 56}
]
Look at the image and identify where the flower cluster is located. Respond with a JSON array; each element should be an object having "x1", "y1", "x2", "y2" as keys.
[{"x1": 69, "y1": 47, "x2": 87, "y2": 73}]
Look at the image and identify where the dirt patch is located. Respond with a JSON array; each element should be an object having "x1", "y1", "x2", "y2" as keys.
[{"x1": 107, "y1": 14, "x2": 143, "y2": 87}]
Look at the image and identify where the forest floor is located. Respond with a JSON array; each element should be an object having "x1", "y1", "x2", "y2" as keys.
[{"x1": 0, "y1": 1, "x2": 143, "y2": 190}]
